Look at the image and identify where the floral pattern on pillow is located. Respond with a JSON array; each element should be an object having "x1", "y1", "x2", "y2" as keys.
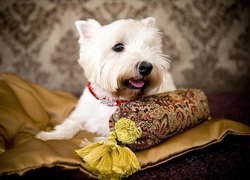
[{"x1": 110, "y1": 89, "x2": 211, "y2": 151}]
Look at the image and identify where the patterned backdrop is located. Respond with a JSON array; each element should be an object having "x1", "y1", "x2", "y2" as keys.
[{"x1": 0, "y1": 0, "x2": 249, "y2": 95}]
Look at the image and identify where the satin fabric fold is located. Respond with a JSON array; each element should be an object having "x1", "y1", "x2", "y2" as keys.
[{"x1": 136, "y1": 118, "x2": 250, "y2": 169}]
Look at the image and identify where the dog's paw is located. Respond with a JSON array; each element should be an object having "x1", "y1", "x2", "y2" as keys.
[
  {"x1": 80, "y1": 138, "x2": 91, "y2": 147},
  {"x1": 79, "y1": 136, "x2": 108, "y2": 147},
  {"x1": 36, "y1": 131, "x2": 65, "y2": 141},
  {"x1": 94, "y1": 136, "x2": 108, "y2": 142},
  {"x1": 36, "y1": 131, "x2": 52, "y2": 141}
]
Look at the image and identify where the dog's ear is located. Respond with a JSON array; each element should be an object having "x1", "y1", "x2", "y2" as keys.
[
  {"x1": 141, "y1": 17, "x2": 156, "y2": 27},
  {"x1": 75, "y1": 19, "x2": 101, "y2": 42}
]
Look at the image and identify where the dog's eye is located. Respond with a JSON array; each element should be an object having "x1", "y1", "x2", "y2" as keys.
[{"x1": 112, "y1": 43, "x2": 124, "y2": 52}]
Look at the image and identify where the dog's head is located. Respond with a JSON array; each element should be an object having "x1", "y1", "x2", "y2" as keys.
[{"x1": 75, "y1": 17, "x2": 171, "y2": 100}]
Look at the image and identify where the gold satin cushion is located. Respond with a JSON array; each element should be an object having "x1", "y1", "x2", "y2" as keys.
[{"x1": 0, "y1": 73, "x2": 250, "y2": 178}]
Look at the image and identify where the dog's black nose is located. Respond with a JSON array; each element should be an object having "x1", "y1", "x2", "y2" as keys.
[{"x1": 138, "y1": 61, "x2": 153, "y2": 76}]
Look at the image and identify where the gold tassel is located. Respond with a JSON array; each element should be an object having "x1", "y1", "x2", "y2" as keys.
[{"x1": 75, "y1": 118, "x2": 142, "y2": 179}]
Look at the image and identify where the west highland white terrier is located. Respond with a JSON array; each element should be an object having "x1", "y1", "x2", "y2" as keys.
[{"x1": 36, "y1": 17, "x2": 176, "y2": 143}]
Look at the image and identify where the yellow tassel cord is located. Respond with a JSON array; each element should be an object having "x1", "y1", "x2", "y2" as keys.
[{"x1": 75, "y1": 118, "x2": 142, "y2": 179}]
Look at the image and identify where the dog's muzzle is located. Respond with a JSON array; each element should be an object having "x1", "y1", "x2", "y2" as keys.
[
  {"x1": 137, "y1": 61, "x2": 153, "y2": 76},
  {"x1": 123, "y1": 61, "x2": 153, "y2": 90}
]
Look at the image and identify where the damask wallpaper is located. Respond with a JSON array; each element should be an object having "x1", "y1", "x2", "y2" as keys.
[{"x1": 0, "y1": 0, "x2": 249, "y2": 95}]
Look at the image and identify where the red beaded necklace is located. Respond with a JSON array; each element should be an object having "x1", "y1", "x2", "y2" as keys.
[{"x1": 87, "y1": 82, "x2": 126, "y2": 107}]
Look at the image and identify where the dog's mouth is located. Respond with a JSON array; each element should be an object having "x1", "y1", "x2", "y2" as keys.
[{"x1": 124, "y1": 79, "x2": 147, "y2": 89}]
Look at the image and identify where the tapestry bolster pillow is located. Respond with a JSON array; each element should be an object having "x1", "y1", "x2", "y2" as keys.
[{"x1": 110, "y1": 88, "x2": 211, "y2": 151}]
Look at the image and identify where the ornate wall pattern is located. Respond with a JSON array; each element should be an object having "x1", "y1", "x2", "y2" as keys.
[{"x1": 0, "y1": 0, "x2": 249, "y2": 94}]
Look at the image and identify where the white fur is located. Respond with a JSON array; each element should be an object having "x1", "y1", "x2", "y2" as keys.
[{"x1": 36, "y1": 17, "x2": 176, "y2": 143}]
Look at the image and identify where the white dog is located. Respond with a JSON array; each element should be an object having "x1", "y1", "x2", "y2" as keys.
[{"x1": 36, "y1": 17, "x2": 176, "y2": 143}]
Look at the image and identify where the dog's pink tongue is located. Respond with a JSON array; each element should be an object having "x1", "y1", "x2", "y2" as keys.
[{"x1": 129, "y1": 80, "x2": 145, "y2": 88}]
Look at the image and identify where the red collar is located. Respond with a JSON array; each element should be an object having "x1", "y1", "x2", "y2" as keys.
[{"x1": 87, "y1": 82, "x2": 126, "y2": 107}]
